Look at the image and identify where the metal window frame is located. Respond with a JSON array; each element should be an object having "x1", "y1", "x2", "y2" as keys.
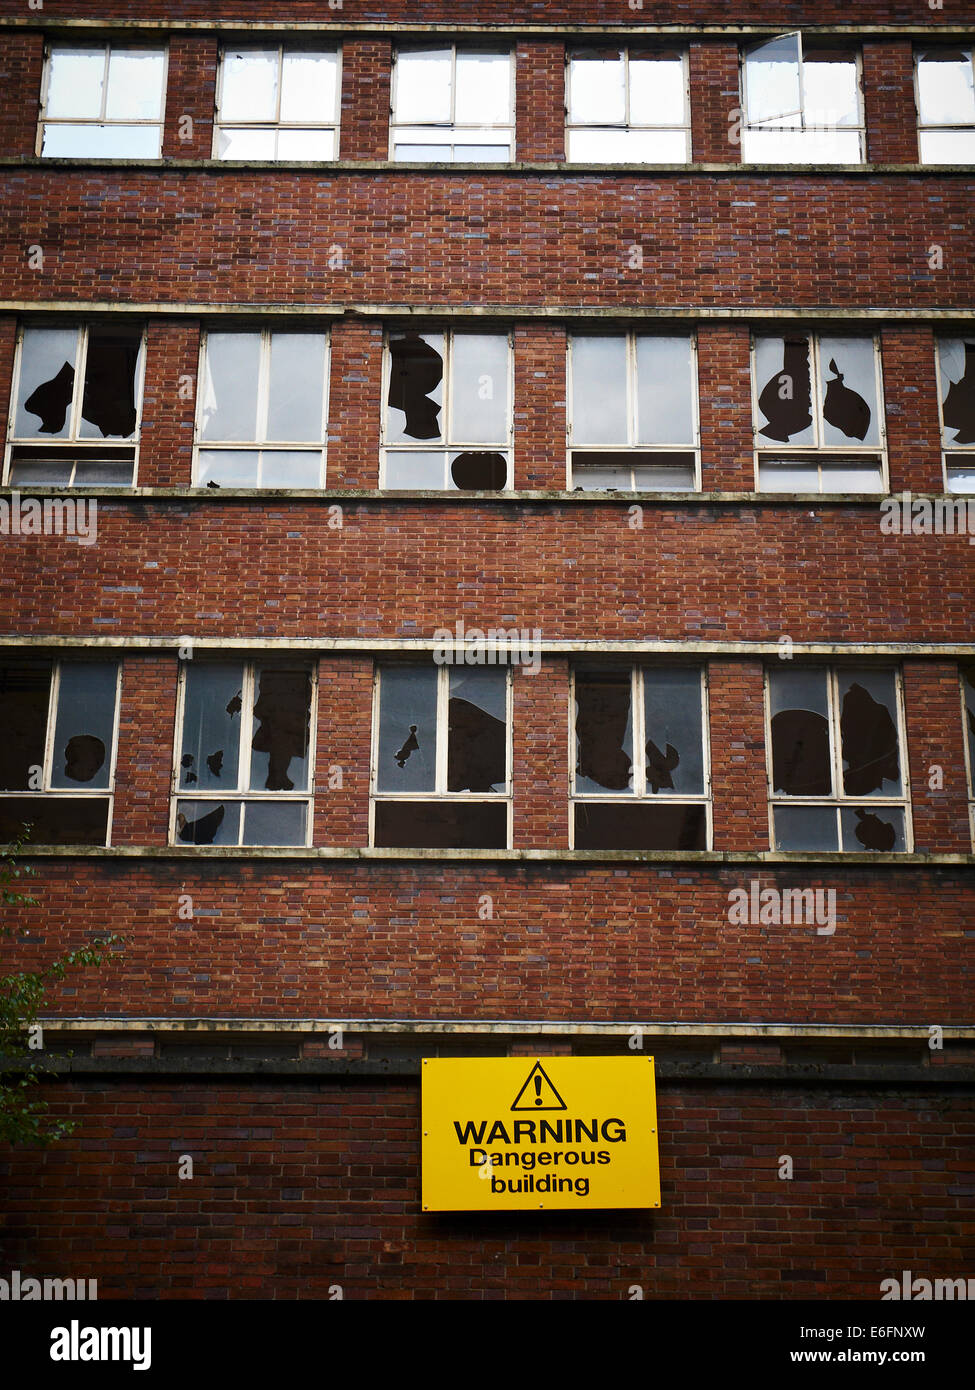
[
  {"x1": 740, "y1": 33, "x2": 865, "y2": 160},
  {"x1": 170, "y1": 658, "x2": 317, "y2": 848},
  {"x1": 37, "y1": 40, "x2": 168, "y2": 156},
  {"x1": 764, "y1": 663, "x2": 913, "y2": 853},
  {"x1": 4, "y1": 320, "x2": 146, "y2": 487},
  {"x1": 933, "y1": 334, "x2": 975, "y2": 493},
  {"x1": 192, "y1": 325, "x2": 330, "y2": 488},
  {"x1": 565, "y1": 329, "x2": 701, "y2": 491},
  {"x1": 211, "y1": 41, "x2": 343, "y2": 160},
  {"x1": 913, "y1": 46, "x2": 975, "y2": 133},
  {"x1": 388, "y1": 43, "x2": 516, "y2": 161},
  {"x1": 380, "y1": 326, "x2": 514, "y2": 490},
  {"x1": 369, "y1": 661, "x2": 513, "y2": 848},
  {"x1": 563, "y1": 46, "x2": 691, "y2": 162},
  {"x1": 750, "y1": 329, "x2": 888, "y2": 493}
]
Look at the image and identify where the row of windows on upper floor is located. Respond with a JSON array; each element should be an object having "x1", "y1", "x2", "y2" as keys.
[
  {"x1": 3, "y1": 656, "x2": 974, "y2": 855},
  {"x1": 6, "y1": 322, "x2": 975, "y2": 495},
  {"x1": 31, "y1": 37, "x2": 975, "y2": 166}
]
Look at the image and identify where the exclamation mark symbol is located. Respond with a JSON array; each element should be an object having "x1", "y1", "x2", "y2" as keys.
[{"x1": 534, "y1": 1074, "x2": 543, "y2": 1106}]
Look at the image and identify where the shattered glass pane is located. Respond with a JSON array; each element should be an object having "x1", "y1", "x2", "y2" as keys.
[
  {"x1": 200, "y1": 333, "x2": 261, "y2": 441},
  {"x1": 917, "y1": 50, "x2": 975, "y2": 127},
  {"x1": 241, "y1": 800, "x2": 306, "y2": 846},
  {"x1": 575, "y1": 671, "x2": 634, "y2": 794},
  {"x1": 838, "y1": 669, "x2": 901, "y2": 797},
  {"x1": 0, "y1": 796, "x2": 110, "y2": 847},
  {"x1": 249, "y1": 667, "x2": 311, "y2": 792},
  {"x1": 376, "y1": 667, "x2": 438, "y2": 792},
  {"x1": 571, "y1": 337, "x2": 628, "y2": 445},
  {"x1": 374, "y1": 799, "x2": 507, "y2": 849},
  {"x1": 386, "y1": 333, "x2": 445, "y2": 442},
  {"x1": 447, "y1": 668, "x2": 507, "y2": 792},
  {"x1": 384, "y1": 452, "x2": 445, "y2": 488},
  {"x1": 773, "y1": 804, "x2": 839, "y2": 851},
  {"x1": 51, "y1": 662, "x2": 117, "y2": 790},
  {"x1": 104, "y1": 50, "x2": 166, "y2": 120},
  {"x1": 280, "y1": 52, "x2": 339, "y2": 122},
  {"x1": 220, "y1": 48, "x2": 279, "y2": 122},
  {"x1": 449, "y1": 334, "x2": 508, "y2": 443},
  {"x1": 938, "y1": 339, "x2": 975, "y2": 446},
  {"x1": 79, "y1": 328, "x2": 142, "y2": 439},
  {"x1": 643, "y1": 669, "x2": 704, "y2": 793},
  {"x1": 840, "y1": 805, "x2": 905, "y2": 852},
  {"x1": 755, "y1": 337, "x2": 814, "y2": 445},
  {"x1": 635, "y1": 336, "x2": 694, "y2": 444},
  {"x1": 568, "y1": 51, "x2": 626, "y2": 125},
  {"x1": 455, "y1": 51, "x2": 511, "y2": 125},
  {"x1": 449, "y1": 451, "x2": 508, "y2": 490},
  {"x1": 769, "y1": 667, "x2": 832, "y2": 796},
  {"x1": 744, "y1": 33, "x2": 802, "y2": 125},
  {"x1": 175, "y1": 799, "x2": 240, "y2": 846},
  {"x1": 179, "y1": 664, "x2": 243, "y2": 791},
  {"x1": 574, "y1": 801, "x2": 707, "y2": 850},
  {"x1": 46, "y1": 48, "x2": 105, "y2": 119},
  {"x1": 394, "y1": 49, "x2": 452, "y2": 123},
  {"x1": 819, "y1": 338, "x2": 878, "y2": 446},
  {"x1": 0, "y1": 661, "x2": 51, "y2": 791},
  {"x1": 265, "y1": 333, "x2": 327, "y2": 442},
  {"x1": 15, "y1": 328, "x2": 78, "y2": 437}
]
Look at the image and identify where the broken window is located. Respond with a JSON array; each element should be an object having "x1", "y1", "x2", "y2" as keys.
[
  {"x1": 916, "y1": 49, "x2": 975, "y2": 164},
  {"x1": 174, "y1": 661, "x2": 313, "y2": 846},
  {"x1": 741, "y1": 35, "x2": 863, "y2": 164},
  {"x1": 767, "y1": 665, "x2": 909, "y2": 852},
  {"x1": 565, "y1": 48, "x2": 689, "y2": 163},
  {"x1": 936, "y1": 338, "x2": 975, "y2": 493},
  {"x1": 568, "y1": 333, "x2": 698, "y2": 491},
  {"x1": 195, "y1": 328, "x2": 329, "y2": 487},
  {"x1": 382, "y1": 330, "x2": 511, "y2": 490},
  {"x1": 962, "y1": 667, "x2": 975, "y2": 846},
  {"x1": 0, "y1": 658, "x2": 120, "y2": 846},
  {"x1": 390, "y1": 46, "x2": 514, "y2": 162},
  {"x1": 214, "y1": 46, "x2": 341, "y2": 160},
  {"x1": 572, "y1": 667, "x2": 709, "y2": 849},
  {"x1": 39, "y1": 44, "x2": 166, "y2": 157},
  {"x1": 753, "y1": 333, "x2": 885, "y2": 493},
  {"x1": 372, "y1": 664, "x2": 509, "y2": 848},
  {"x1": 6, "y1": 323, "x2": 144, "y2": 486}
]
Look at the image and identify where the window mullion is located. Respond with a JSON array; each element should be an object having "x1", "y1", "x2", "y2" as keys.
[
  {"x1": 436, "y1": 665, "x2": 449, "y2": 794},
  {"x1": 829, "y1": 668, "x2": 842, "y2": 800},
  {"x1": 43, "y1": 662, "x2": 60, "y2": 789},
  {"x1": 275, "y1": 46, "x2": 285, "y2": 125},
  {"x1": 633, "y1": 667, "x2": 645, "y2": 795},
  {"x1": 239, "y1": 664, "x2": 254, "y2": 795},
  {"x1": 70, "y1": 326, "x2": 87, "y2": 441}
]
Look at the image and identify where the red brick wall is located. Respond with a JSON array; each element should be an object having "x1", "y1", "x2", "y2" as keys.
[
  {"x1": 0, "y1": 1078, "x2": 970, "y2": 1299},
  {"x1": 161, "y1": 36, "x2": 218, "y2": 162}
]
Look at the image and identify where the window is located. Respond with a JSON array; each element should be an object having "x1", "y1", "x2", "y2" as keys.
[
  {"x1": 0, "y1": 658, "x2": 120, "y2": 846},
  {"x1": 766, "y1": 666, "x2": 909, "y2": 852},
  {"x1": 752, "y1": 333, "x2": 885, "y2": 492},
  {"x1": 962, "y1": 667, "x2": 975, "y2": 845},
  {"x1": 382, "y1": 329, "x2": 512, "y2": 489},
  {"x1": 390, "y1": 46, "x2": 514, "y2": 161},
  {"x1": 38, "y1": 44, "x2": 166, "y2": 157},
  {"x1": 371, "y1": 664, "x2": 510, "y2": 848},
  {"x1": 741, "y1": 35, "x2": 863, "y2": 164},
  {"x1": 565, "y1": 48, "x2": 689, "y2": 163},
  {"x1": 5, "y1": 323, "x2": 145, "y2": 486},
  {"x1": 213, "y1": 46, "x2": 341, "y2": 160},
  {"x1": 568, "y1": 333, "x2": 699, "y2": 490},
  {"x1": 571, "y1": 667, "x2": 710, "y2": 849},
  {"x1": 916, "y1": 49, "x2": 975, "y2": 164},
  {"x1": 195, "y1": 329, "x2": 329, "y2": 487},
  {"x1": 173, "y1": 662, "x2": 314, "y2": 846},
  {"x1": 935, "y1": 337, "x2": 975, "y2": 492}
]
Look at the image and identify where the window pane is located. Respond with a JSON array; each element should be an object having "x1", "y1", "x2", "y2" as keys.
[
  {"x1": 46, "y1": 48, "x2": 105, "y2": 119},
  {"x1": 450, "y1": 334, "x2": 508, "y2": 443},
  {"x1": 572, "y1": 460, "x2": 633, "y2": 490},
  {"x1": 635, "y1": 336, "x2": 694, "y2": 444},
  {"x1": 15, "y1": 328, "x2": 78, "y2": 438},
  {"x1": 744, "y1": 33, "x2": 802, "y2": 125},
  {"x1": 963, "y1": 668, "x2": 975, "y2": 789},
  {"x1": 41, "y1": 124, "x2": 161, "y2": 158},
  {"x1": 8, "y1": 459, "x2": 73, "y2": 485},
  {"x1": 386, "y1": 332, "x2": 444, "y2": 443},
  {"x1": 757, "y1": 460, "x2": 819, "y2": 491},
  {"x1": 0, "y1": 662, "x2": 51, "y2": 791},
  {"x1": 643, "y1": 669, "x2": 703, "y2": 794},
  {"x1": 919, "y1": 129, "x2": 975, "y2": 163},
  {"x1": 452, "y1": 144, "x2": 510, "y2": 162},
  {"x1": 938, "y1": 339, "x2": 975, "y2": 446},
  {"x1": 447, "y1": 668, "x2": 506, "y2": 792},
  {"x1": 220, "y1": 49, "x2": 279, "y2": 122},
  {"x1": 276, "y1": 128, "x2": 336, "y2": 160},
  {"x1": 820, "y1": 461, "x2": 883, "y2": 492},
  {"x1": 241, "y1": 800, "x2": 307, "y2": 846},
  {"x1": 175, "y1": 799, "x2": 241, "y2": 846},
  {"x1": 565, "y1": 127, "x2": 688, "y2": 162},
  {"x1": 755, "y1": 336, "x2": 814, "y2": 445},
  {"x1": 105, "y1": 50, "x2": 165, "y2": 120},
  {"x1": 631, "y1": 458, "x2": 696, "y2": 490},
  {"x1": 801, "y1": 56, "x2": 859, "y2": 128},
  {"x1": 568, "y1": 51, "x2": 626, "y2": 125},
  {"x1": 0, "y1": 796, "x2": 109, "y2": 848},
  {"x1": 393, "y1": 142, "x2": 452, "y2": 161},
  {"x1": 79, "y1": 328, "x2": 142, "y2": 439},
  {"x1": 384, "y1": 452, "x2": 446, "y2": 488},
  {"x1": 773, "y1": 804, "x2": 839, "y2": 851},
  {"x1": 196, "y1": 450, "x2": 260, "y2": 487},
  {"x1": 946, "y1": 459, "x2": 975, "y2": 492},
  {"x1": 840, "y1": 805, "x2": 905, "y2": 852},
  {"x1": 455, "y1": 51, "x2": 511, "y2": 125},
  {"x1": 374, "y1": 799, "x2": 507, "y2": 849},
  {"x1": 742, "y1": 127, "x2": 862, "y2": 163},
  {"x1": 216, "y1": 128, "x2": 277, "y2": 160},
  {"x1": 819, "y1": 338, "x2": 879, "y2": 447},
  {"x1": 838, "y1": 669, "x2": 902, "y2": 797},
  {"x1": 260, "y1": 451, "x2": 323, "y2": 488},
  {"x1": 376, "y1": 667, "x2": 438, "y2": 793},
  {"x1": 265, "y1": 333, "x2": 327, "y2": 442},
  {"x1": 917, "y1": 51, "x2": 975, "y2": 127},
  {"x1": 769, "y1": 667, "x2": 832, "y2": 796},
  {"x1": 200, "y1": 333, "x2": 261, "y2": 441},
  {"x1": 50, "y1": 662, "x2": 117, "y2": 790},
  {"x1": 629, "y1": 57, "x2": 685, "y2": 125},
  {"x1": 574, "y1": 671, "x2": 633, "y2": 794},
  {"x1": 280, "y1": 51, "x2": 338, "y2": 123},
  {"x1": 574, "y1": 801, "x2": 707, "y2": 850},
  {"x1": 249, "y1": 668, "x2": 312, "y2": 792},
  {"x1": 394, "y1": 49, "x2": 452, "y2": 123},
  {"x1": 179, "y1": 665, "x2": 243, "y2": 791},
  {"x1": 571, "y1": 337, "x2": 628, "y2": 444}
]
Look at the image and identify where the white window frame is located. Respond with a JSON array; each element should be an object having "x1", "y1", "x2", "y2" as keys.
[
  {"x1": 193, "y1": 326, "x2": 330, "y2": 488},
  {"x1": 764, "y1": 665, "x2": 912, "y2": 853},
  {"x1": 170, "y1": 660, "x2": 317, "y2": 848},
  {"x1": 389, "y1": 44, "x2": 516, "y2": 162},
  {"x1": 4, "y1": 321, "x2": 146, "y2": 487},
  {"x1": 564, "y1": 47, "x2": 691, "y2": 163},
  {"x1": 380, "y1": 327, "x2": 514, "y2": 490},
  {"x1": 212, "y1": 43, "x2": 342, "y2": 160},
  {"x1": 568, "y1": 665, "x2": 712, "y2": 849},
  {"x1": 369, "y1": 663, "x2": 513, "y2": 848},
  {"x1": 740, "y1": 33, "x2": 865, "y2": 164},
  {"x1": 961, "y1": 666, "x2": 975, "y2": 849},
  {"x1": 751, "y1": 331, "x2": 888, "y2": 493},
  {"x1": 933, "y1": 336, "x2": 975, "y2": 493},
  {"x1": 0, "y1": 658, "x2": 122, "y2": 847},
  {"x1": 914, "y1": 47, "x2": 975, "y2": 165},
  {"x1": 37, "y1": 42, "x2": 168, "y2": 158},
  {"x1": 566, "y1": 331, "x2": 701, "y2": 491}
]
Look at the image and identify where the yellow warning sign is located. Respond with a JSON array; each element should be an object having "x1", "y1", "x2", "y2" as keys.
[{"x1": 421, "y1": 1056, "x2": 661, "y2": 1212}]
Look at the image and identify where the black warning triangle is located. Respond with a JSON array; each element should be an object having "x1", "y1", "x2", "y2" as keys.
[{"x1": 510, "y1": 1061, "x2": 567, "y2": 1113}]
